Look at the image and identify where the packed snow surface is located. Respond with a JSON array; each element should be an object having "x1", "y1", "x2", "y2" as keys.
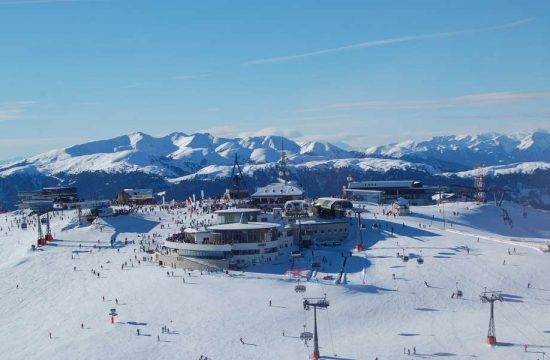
[{"x1": 0, "y1": 201, "x2": 549, "y2": 360}]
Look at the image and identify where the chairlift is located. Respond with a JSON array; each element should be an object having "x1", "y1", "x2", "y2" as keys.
[
  {"x1": 300, "y1": 331, "x2": 313, "y2": 341},
  {"x1": 295, "y1": 284, "x2": 306, "y2": 293}
]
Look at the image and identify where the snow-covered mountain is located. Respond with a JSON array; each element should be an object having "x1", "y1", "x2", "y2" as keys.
[
  {"x1": 0, "y1": 130, "x2": 549, "y2": 210},
  {"x1": 363, "y1": 130, "x2": 550, "y2": 167},
  {"x1": 0, "y1": 132, "x2": 354, "y2": 178}
]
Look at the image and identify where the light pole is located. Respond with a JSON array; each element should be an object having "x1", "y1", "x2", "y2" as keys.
[{"x1": 303, "y1": 296, "x2": 330, "y2": 360}]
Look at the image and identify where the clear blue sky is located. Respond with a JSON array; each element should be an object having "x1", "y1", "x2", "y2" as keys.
[{"x1": 0, "y1": 0, "x2": 549, "y2": 158}]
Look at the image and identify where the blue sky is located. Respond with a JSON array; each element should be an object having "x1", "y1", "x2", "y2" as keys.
[{"x1": 0, "y1": 0, "x2": 549, "y2": 158}]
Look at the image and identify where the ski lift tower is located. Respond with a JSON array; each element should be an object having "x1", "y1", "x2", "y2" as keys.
[
  {"x1": 352, "y1": 207, "x2": 365, "y2": 251},
  {"x1": 480, "y1": 291, "x2": 503, "y2": 345},
  {"x1": 474, "y1": 164, "x2": 486, "y2": 203},
  {"x1": 27, "y1": 200, "x2": 54, "y2": 246},
  {"x1": 303, "y1": 295, "x2": 330, "y2": 360}
]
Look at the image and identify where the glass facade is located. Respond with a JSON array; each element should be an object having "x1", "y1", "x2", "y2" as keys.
[
  {"x1": 178, "y1": 249, "x2": 229, "y2": 260},
  {"x1": 217, "y1": 228, "x2": 277, "y2": 244}
]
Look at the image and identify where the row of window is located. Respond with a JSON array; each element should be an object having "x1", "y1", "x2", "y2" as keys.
[
  {"x1": 231, "y1": 247, "x2": 278, "y2": 256},
  {"x1": 305, "y1": 227, "x2": 348, "y2": 234}
]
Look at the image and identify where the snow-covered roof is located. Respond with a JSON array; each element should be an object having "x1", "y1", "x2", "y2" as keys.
[
  {"x1": 214, "y1": 208, "x2": 261, "y2": 214},
  {"x1": 299, "y1": 217, "x2": 349, "y2": 225},
  {"x1": 395, "y1": 197, "x2": 410, "y2": 206},
  {"x1": 251, "y1": 182, "x2": 303, "y2": 197},
  {"x1": 183, "y1": 227, "x2": 211, "y2": 234},
  {"x1": 313, "y1": 197, "x2": 353, "y2": 210},
  {"x1": 208, "y1": 221, "x2": 279, "y2": 231}
]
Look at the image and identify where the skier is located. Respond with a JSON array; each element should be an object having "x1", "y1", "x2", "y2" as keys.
[
  {"x1": 115, "y1": 298, "x2": 118, "y2": 305},
  {"x1": 424, "y1": 281, "x2": 429, "y2": 288},
  {"x1": 240, "y1": 337, "x2": 244, "y2": 344},
  {"x1": 81, "y1": 323, "x2": 84, "y2": 329},
  {"x1": 528, "y1": 282, "x2": 531, "y2": 289},
  {"x1": 282, "y1": 330, "x2": 285, "y2": 336},
  {"x1": 392, "y1": 273, "x2": 396, "y2": 280},
  {"x1": 137, "y1": 329, "x2": 140, "y2": 336},
  {"x1": 49, "y1": 332, "x2": 52, "y2": 339},
  {"x1": 414, "y1": 347, "x2": 416, "y2": 355},
  {"x1": 269, "y1": 300, "x2": 272, "y2": 307}
]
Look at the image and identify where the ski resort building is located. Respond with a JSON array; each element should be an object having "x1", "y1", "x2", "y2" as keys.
[
  {"x1": 347, "y1": 180, "x2": 439, "y2": 206},
  {"x1": 157, "y1": 209, "x2": 295, "y2": 270},
  {"x1": 116, "y1": 189, "x2": 154, "y2": 205},
  {"x1": 215, "y1": 208, "x2": 261, "y2": 224},
  {"x1": 18, "y1": 186, "x2": 79, "y2": 209},
  {"x1": 251, "y1": 181, "x2": 304, "y2": 208},
  {"x1": 343, "y1": 189, "x2": 384, "y2": 204},
  {"x1": 292, "y1": 217, "x2": 350, "y2": 247},
  {"x1": 312, "y1": 198, "x2": 353, "y2": 218},
  {"x1": 392, "y1": 197, "x2": 411, "y2": 215}
]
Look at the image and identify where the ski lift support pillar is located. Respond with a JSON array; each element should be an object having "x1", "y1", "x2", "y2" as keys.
[
  {"x1": 352, "y1": 208, "x2": 364, "y2": 251},
  {"x1": 303, "y1": 296, "x2": 330, "y2": 360},
  {"x1": 480, "y1": 291, "x2": 503, "y2": 345}
]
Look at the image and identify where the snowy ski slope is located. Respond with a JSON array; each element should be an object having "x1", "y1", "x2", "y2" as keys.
[{"x1": 0, "y1": 202, "x2": 549, "y2": 360}]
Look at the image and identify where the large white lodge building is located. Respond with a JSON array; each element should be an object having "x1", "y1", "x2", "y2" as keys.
[{"x1": 157, "y1": 208, "x2": 295, "y2": 270}]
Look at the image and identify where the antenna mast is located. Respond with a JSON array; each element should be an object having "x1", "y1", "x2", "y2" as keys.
[
  {"x1": 225, "y1": 154, "x2": 249, "y2": 199},
  {"x1": 278, "y1": 139, "x2": 290, "y2": 183}
]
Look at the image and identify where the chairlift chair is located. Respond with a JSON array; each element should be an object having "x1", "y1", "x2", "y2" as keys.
[
  {"x1": 295, "y1": 284, "x2": 306, "y2": 293},
  {"x1": 417, "y1": 257, "x2": 424, "y2": 264},
  {"x1": 300, "y1": 331, "x2": 313, "y2": 341},
  {"x1": 402, "y1": 255, "x2": 409, "y2": 262}
]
